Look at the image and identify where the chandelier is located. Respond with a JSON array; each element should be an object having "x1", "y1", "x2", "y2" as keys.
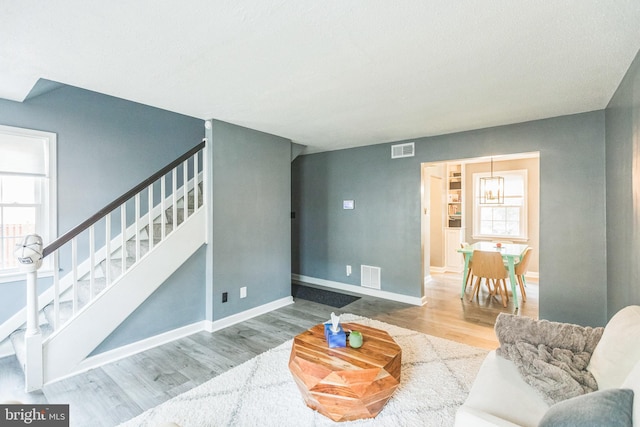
[{"x1": 479, "y1": 157, "x2": 504, "y2": 204}]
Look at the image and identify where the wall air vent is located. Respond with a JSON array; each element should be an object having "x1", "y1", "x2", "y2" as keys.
[
  {"x1": 391, "y1": 142, "x2": 415, "y2": 159},
  {"x1": 361, "y1": 265, "x2": 381, "y2": 289}
]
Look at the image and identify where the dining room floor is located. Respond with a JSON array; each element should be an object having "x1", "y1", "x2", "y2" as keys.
[
  {"x1": 326, "y1": 270, "x2": 539, "y2": 350},
  {"x1": 417, "y1": 270, "x2": 539, "y2": 349}
]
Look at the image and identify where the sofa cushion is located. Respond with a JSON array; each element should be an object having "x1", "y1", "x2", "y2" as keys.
[
  {"x1": 537, "y1": 388, "x2": 633, "y2": 427},
  {"x1": 587, "y1": 305, "x2": 640, "y2": 389},
  {"x1": 460, "y1": 351, "x2": 549, "y2": 427},
  {"x1": 621, "y1": 360, "x2": 640, "y2": 427}
]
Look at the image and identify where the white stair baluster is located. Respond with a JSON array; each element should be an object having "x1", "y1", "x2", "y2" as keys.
[
  {"x1": 148, "y1": 183, "x2": 154, "y2": 251},
  {"x1": 121, "y1": 204, "x2": 126, "y2": 275},
  {"x1": 89, "y1": 225, "x2": 95, "y2": 300},
  {"x1": 172, "y1": 168, "x2": 177, "y2": 230},
  {"x1": 105, "y1": 213, "x2": 111, "y2": 287},
  {"x1": 52, "y1": 252, "x2": 60, "y2": 329},
  {"x1": 161, "y1": 176, "x2": 166, "y2": 240},
  {"x1": 183, "y1": 160, "x2": 188, "y2": 221},
  {"x1": 194, "y1": 152, "x2": 199, "y2": 210},
  {"x1": 71, "y1": 237, "x2": 78, "y2": 314},
  {"x1": 135, "y1": 193, "x2": 140, "y2": 262}
]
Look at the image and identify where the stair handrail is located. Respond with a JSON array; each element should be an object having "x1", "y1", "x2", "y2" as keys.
[{"x1": 43, "y1": 139, "x2": 206, "y2": 258}]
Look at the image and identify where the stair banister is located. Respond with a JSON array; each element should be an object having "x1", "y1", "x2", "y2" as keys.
[
  {"x1": 17, "y1": 139, "x2": 206, "y2": 391},
  {"x1": 42, "y1": 139, "x2": 206, "y2": 258}
]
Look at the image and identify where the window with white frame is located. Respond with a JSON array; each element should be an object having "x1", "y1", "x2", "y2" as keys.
[
  {"x1": 0, "y1": 125, "x2": 56, "y2": 280},
  {"x1": 473, "y1": 169, "x2": 527, "y2": 240}
]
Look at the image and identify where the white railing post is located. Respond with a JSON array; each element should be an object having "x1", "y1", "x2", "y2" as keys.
[
  {"x1": 25, "y1": 269, "x2": 40, "y2": 336},
  {"x1": 24, "y1": 268, "x2": 43, "y2": 391},
  {"x1": 15, "y1": 234, "x2": 44, "y2": 392}
]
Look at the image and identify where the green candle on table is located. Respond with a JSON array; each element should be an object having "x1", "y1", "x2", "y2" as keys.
[{"x1": 349, "y1": 330, "x2": 363, "y2": 348}]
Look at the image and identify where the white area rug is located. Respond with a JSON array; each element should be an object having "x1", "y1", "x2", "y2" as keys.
[{"x1": 119, "y1": 314, "x2": 488, "y2": 427}]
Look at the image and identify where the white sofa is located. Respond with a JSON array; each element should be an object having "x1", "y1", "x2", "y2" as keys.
[{"x1": 455, "y1": 305, "x2": 640, "y2": 427}]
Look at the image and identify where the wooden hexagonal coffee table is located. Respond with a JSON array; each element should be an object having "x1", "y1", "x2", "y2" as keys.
[{"x1": 288, "y1": 322, "x2": 402, "y2": 422}]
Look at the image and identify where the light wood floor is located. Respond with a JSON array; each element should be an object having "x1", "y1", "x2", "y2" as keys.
[{"x1": 0, "y1": 272, "x2": 538, "y2": 427}]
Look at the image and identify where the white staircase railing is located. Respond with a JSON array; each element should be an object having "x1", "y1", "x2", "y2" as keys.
[{"x1": 12, "y1": 139, "x2": 207, "y2": 391}]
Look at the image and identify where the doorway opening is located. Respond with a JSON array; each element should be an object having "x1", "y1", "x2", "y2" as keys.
[{"x1": 421, "y1": 152, "x2": 540, "y2": 321}]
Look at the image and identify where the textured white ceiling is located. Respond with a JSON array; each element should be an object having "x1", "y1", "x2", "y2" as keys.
[{"x1": 2, "y1": 1, "x2": 639, "y2": 153}]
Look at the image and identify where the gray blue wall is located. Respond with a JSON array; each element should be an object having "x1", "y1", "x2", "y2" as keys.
[
  {"x1": 293, "y1": 111, "x2": 607, "y2": 326},
  {"x1": 605, "y1": 48, "x2": 640, "y2": 319},
  {"x1": 292, "y1": 144, "x2": 422, "y2": 298},
  {"x1": 93, "y1": 247, "x2": 206, "y2": 354},
  {"x1": 210, "y1": 120, "x2": 292, "y2": 320},
  {"x1": 0, "y1": 81, "x2": 207, "y2": 341}
]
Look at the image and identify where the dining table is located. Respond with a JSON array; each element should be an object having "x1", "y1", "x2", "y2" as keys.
[{"x1": 457, "y1": 241, "x2": 529, "y2": 309}]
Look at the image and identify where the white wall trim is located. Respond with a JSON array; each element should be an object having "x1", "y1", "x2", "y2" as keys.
[
  {"x1": 429, "y1": 266, "x2": 447, "y2": 274},
  {"x1": 48, "y1": 296, "x2": 294, "y2": 384},
  {"x1": 292, "y1": 274, "x2": 426, "y2": 306},
  {"x1": 203, "y1": 296, "x2": 294, "y2": 333},
  {"x1": 58, "y1": 321, "x2": 208, "y2": 383}
]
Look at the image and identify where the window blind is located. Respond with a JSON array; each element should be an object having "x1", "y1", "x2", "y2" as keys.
[{"x1": 0, "y1": 132, "x2": 47, "y2": 176}]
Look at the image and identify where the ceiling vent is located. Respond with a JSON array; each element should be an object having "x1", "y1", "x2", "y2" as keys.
[{"x1": 391, "y1": 142, "x2": 415, "y2": 159}]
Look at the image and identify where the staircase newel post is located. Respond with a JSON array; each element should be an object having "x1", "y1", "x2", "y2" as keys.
[{"x1": 15, "y1": 234, "x2": 44, "y2": 392}]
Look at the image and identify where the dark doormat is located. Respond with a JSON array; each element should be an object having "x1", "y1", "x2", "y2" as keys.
[{"x1": 291, "y1": 283, "x2": 361, "y2": 308}]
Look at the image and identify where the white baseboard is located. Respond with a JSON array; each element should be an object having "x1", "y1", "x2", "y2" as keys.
[
  {"x1": 204, "y1": 296, "x2": 294, "y2": 333},
  {"x1": 68, "y1": 321, "x2": 207, "y2": 382},
  {"x1": 55, "y1": 296, "x2": 294, "y2": 384},
  {"x1": 292, "y1": 274, "x2": 426, "y2": 306}
]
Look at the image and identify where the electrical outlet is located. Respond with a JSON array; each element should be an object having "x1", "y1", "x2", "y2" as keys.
[
  {"x1": 222, "y1": 292, "x2": 228, "y2": 303},
  {"x1": 346, "y1": 265, "x2": 352, "y2": 276},
  {"x1": 240, "y1": 287, "x2": 247, "y2": 298}
]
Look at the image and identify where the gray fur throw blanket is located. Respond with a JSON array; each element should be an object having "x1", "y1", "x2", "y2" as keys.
[{"x1": 495, "y1": 313, "x2": 604, "y2": 405}]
